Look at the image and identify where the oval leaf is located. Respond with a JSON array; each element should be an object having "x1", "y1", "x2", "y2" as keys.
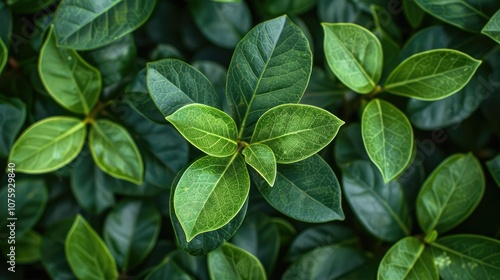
[
  {"x1": 362, "y1": 99, "x2": 414, "y2": 183},
  {"x1": 254, "y1": 154, "x2": 344, "y2": 223},
  {"x1": 208, "y1": 243, "x2": 267, "y2": 280},
  {"x1": 482, "y1": 10, "x2": 500, "y2": 44},
  {"x1": 416, "y1": 153, "x2": 485, "y2": 234},
  {"x1": 384, "y1": 49, "x2": 481, "y2": 100},
  {"x1": 89, "y1": 119, "x2": 144, "y2": 185},
  {"x1": 174, "y1": 154, "x2": 250, "y2": 242},
  {"x1": 251, "y1": 104, "x2": 344, "y2": 164},
  {"x1": 53, "y1": 0, "x2": 157, "y2": 50},
  {"x1": 242, "y1": 143, "x2": 277, "y2": 186},
  {"x1": 166, "y1": 103, "x2": 238, "y2": 157},
  {"x1": 0, "y1": 97, "x2": 26, "y2": 158},
  {"x1": 9, "y1": 117, "x2": 86, "y2": 173}
]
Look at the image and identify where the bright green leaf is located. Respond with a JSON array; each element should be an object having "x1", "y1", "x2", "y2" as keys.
[
  {"x1": 384, "y1": 49, "x2": 481, "y2": 100},
  {"x1": 482, "y1": 10, "x2": 500, "y2": 44},
  {"x1": 166, "y1": 103, "x2": 238, "y2": 157},
  {"x1": 486, "y1": 154, "x2": 500, "y2": 188},
  {"x1": 0, "y1": 97, "x2": 26, "y2": 158},
  {"x1": 208, "y1": 243, "x2": 267, "y2": 280},
  {"x1": 174, "y1": 154, "x2": 250, "y2": 242},
  {"x1": 378, "y1": 237, "x2": 438, "y2": 280},
  {"x1": 416, "y1": 153, "x2": 485, "y2": 234},
  {"x1": 242, "y1": 143, "x2": 277, "y2": 186},
  {"x1": 8, "y1": 117, "x2": 86, "y2": 173},
  {"x1": 251, "y1": 104, "x2": 344, "y2": 163},
  {"x1": 0, "y1": 37, "x2": 6, "y2": 73},
  {"x1": 403, "y1": 0, "x2": 424, "y2": 28},
  {"x1": 322, "y1": 23, "x2": 383, "y2": 94},
  {"x1": 362, "y1": 99, "x2": 414, "y2": 182},
  {"x1": 89, "y1": 119, "x2": 144, "y2": 185},
  {"x1": 39, "y1": 28, "x2": 101, "y2": 114}
]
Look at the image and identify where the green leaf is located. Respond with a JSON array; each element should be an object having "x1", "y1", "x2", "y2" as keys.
[
  {"x1": 145, "y1": 253, "x2": 195, "y2": 280},
  {"x1": 251, "y1": 104, "x2": 344, "y2": 164},
  {"x1": 261, "y1": 0, "x2": 315, "y2": 16},
  {"x1": 322, "y1": 23, "x2": 383, "y2": 94},
  {"x1": 384, "y1": 49, "x2": 481, "y2": 100},
  {"x1": 0, "y1": 2, "x2": 12, "y2": 44},
  {"x1": 41, "y1": 236, "x2": 77, "y2": 279},
  {"x1": 39, "y1": 28, "x2": 101, "y2": 114},
  {"x1": 416, "y1": 153, "x2": 485, "y2": 234},
  {"x1": 482, "y1": 10, "x2": 500, "y2": 44},
  {"x1": 6, "y1": 0, "x2": 55, "y2": 13},
  {"x1": 147, "y1": 59, "x2": 221, "y2": 116},
  {"x1": 53, "y1": 0, "x2": 157, "y2": 50},
  {"x1": 318, "y1": 0, "x2": 373, "y2": 26},
  {"x1": 8, "y1": 117, "x2": 86, "y2": 173},
  {"x1": 300, "y1": 67, "x2": 346, "y2": 108},
  {"x1": 414, "y1": 0, "x2": 489, "y2": 32},
  {"x1": 0, "y1": 97, "x2": 26, "y2": 158},
  {"x1": 431, "y1": 235, "x2": 500, "y2": 279},
  {"x1": 362, "y1": 99, "x2": 414, "y2": 182},
  {"x1": 208, "y1": 243, "x2": 267, "y2": 280},
  {"x1": 226, "y1": 15, "x2": 312, "y2": 139},
  {"x1": 166, "y1": 103, "x2": 238, "y2": 157},
  {"x1": 342, "y1": 160, "x2": 412, "y2": 242},
  {"x1": 65, "y1": 215, "x2": 118, "y2": 280},
  {"x1": 0, "y1": 37, "x2": 6, "y2": 73},
  {"x1": 104, "y1": 200, "x2": 161, "y2": 272},
  {"x1": 378, "y1": 237, "x2": 438, "y2": 280},
  {"x1": 242, "y1": 143, "x2": 276, "y2": 186},
  {"x1": 146, "y1": 249, "x2": 208, "y2": 280},
  {"x1": 334, "y1": 123, "x2": 370, "y2": 168},
  {"x1": 254, "y1": 154, "x2": 344, "y2": 223},
  {"x1": 89, "y1": 119, "x2": 144, "y2": 185},
  {"x1": 403, "y1": 0, "x2": 424, "y2": 28},
  {"x1": 486, "y1": 154, "x2": 500, "y2": 188},
  {"x1": 174, "y1": 154, "x2": 250, "y2": 242},
  {"x1": 12, "y1": 230, "x2": 42, "y2": 264}
]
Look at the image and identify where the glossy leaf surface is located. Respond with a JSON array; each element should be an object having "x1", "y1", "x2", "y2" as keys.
[{"x1": 242, "y1": 143, "x2": 276, "y2": 186}]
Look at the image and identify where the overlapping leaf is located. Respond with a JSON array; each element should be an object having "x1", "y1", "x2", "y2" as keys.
[
  {"x1": 208, "y1": 243, "x2": 267, "y2": 280},
  {"x1": 242, "y1": 143, "x2": 277, "y2": 186},
  {"x1": 486, "y1": 154, "x2": 500, "y2": 188},
  {"x1": 0, "y1": 97, "x2": 26, "y2": 158},
  {"x1": 482, "y1": 10, "x2": 500, "y2": 44}
]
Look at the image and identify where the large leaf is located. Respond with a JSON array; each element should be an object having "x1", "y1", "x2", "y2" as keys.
[
  {"x1": 8, "y1": 117, "x2": 86, "y2": 173},
  {"x1": 166, "y1": 103, "x2": 238, "y2": 157},
  {"x1": 416, "y1": 153, "x2": 484, "y2": 234},
  {"x1": 378, "y1": 237, "x2": 438, "y2": 280},
  {"x1": 89, "y1": 119, "x2": 143, "y2": 185},
  {"x1": 0, "y1": 37, "x2": 6, "y2": 73},
  {"x1": 342, "y1": 160, "x2": 412, "y2": 242},
  {"x1": 322, "y1": 23, "x2": 383, "y2": 93},
  {"x1": 384, "y1": 49, "x2": 481, "y2": 100},
  {"x1": 251, "y1": 104, "x2": 344, "y2": 163},
  {"x1": 174, "y1": 154, "x2": 250, "y2": 242},
  {"x1": 65, "y1": 215, "x2": 118, "y2": 280},
  {"x1": 147, "y1": 59, "x2": 221, "y2": 116},
  {"x1": 226, "y1": 15, "x2": 312, "y2": 139},
  {"x1": 482, "y1": 10, "x2": 500, "y2": 44},
  {"x1": 53, "y1": 0, "x2": 157, "y2": 50},
  {"x1": 104, "y1": 200, "x2": 161, "y2": 272},
  {"x1": 486, "y1": 154, "x2": 500, "y2": 188},
  {"x1": 362, "y1": 99, "x2": 414, "y2": 183},
  {"x1": 208, "y1": 243, "x2": 267, "y2": 280},
  {"x1": 0, "y1": 97, "x2": 26, "y2": 158},
  {"x1": 254, "y1": 154, "x2": 344, "y2": 223},
  {"x1": 431, "y1": 235, "x2": 500, "y2": 279},
  {"x1": 242, "y1": 143, "x2": 277, "y2": 186},
  {"x1": 39, "y1": 28, "x2": 101, "y2": 114}
]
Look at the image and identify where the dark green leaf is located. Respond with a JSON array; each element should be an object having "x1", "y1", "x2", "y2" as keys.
[
  {"x1": 6, "y1": 0, "x2": 55, "y2": 13},
  {"x1": 0, "y1": 2, "x2": 12, "y2": 44},
  {"x1": 486, "y1": 154, "x2": 500, "y2": 188},
  {"x1": 403, "y1": 0, "x2": 424, "y2": 28},
  {"x1": 399, "y1": 26, "x2": 453, "y2": 60},
  {"x1": 0, "y1": 97, "x2": 26, "y2": 158},
  {"x1": 334, "y1": 123, "x2": 370, "y2": 168},
  {"x1": 13, "y1": 230, "x2": 42, "y2": 264},
  {"x1": 262, "y1": 0, "x2": 315, "y2": 16},
  {"x1": 482, "y1": 10, "x2": 500, "y2": 44},
  {"x1": 208, "y1": 243, "x2": 267, "y2": 280},
  {"x1": 318, "y1": 0, "x2": 372, "y2": 26},
  {"x1": 41, "y1": 237, "x2": 77, "y2": 279},
  {"x1": 300, "y1": 67, "x2": 346, "y2": 108},
  {"x1": 243, "y1": 143, "x2": 276, "y2": 186},
  {"x1": 146, "y1": 250, "x2": 207, "y2": 280}
]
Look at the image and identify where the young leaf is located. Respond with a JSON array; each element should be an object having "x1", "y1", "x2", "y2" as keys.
[
  {"x1": 166, "y1": 103, "x2": 238, "y2": 157},
  {"x1": 322, "y1": 23, "x2": 383, "y2": 94},
  {"x1": 431, "y1": 235, "x2": 500, "y2": 279},
  {"x1": 208, "y1": 243, "x2": 267, "y2": 280},
  {"x1": 384, "y1": 49, "x2": 481, "y2": 100},
  {"x1": 251, "y1": 104, "x2": 344, "y2": 164},
  {"x1": 226, "y1": 15, "x2": 312, "y2": 139},
  {"x1": 486, "y1": 154, "x2": 500, "y2": 188},
  {"x1": 378, "y1": 237, "x2": 438, "y2": 280},
  {"x1": 147, "y1": 59, "x2": 221, "y2": 116},
  {"x1": 0, "y1": 97, "x2": 26, "y2": 158},
  {"x1": 0, "y1": 37, "x2": 6, "y2": 73},
  {"x1": 242, "y1": 143, "x2": 277, "y2": 186},
  {"x1": 89, "y1": 119, "x2": 144, "y2": 185},
  {"x1": 174, "y1": 154, "x2": 250, "y2": 242},
  {"x1": 403, "y1": 0, "x2": 424, "y2": 28},
  {"x1": 66, "y1": 215, "x2": 118, "y2": 280},
  {"x1": 39, "y1": 28, "x2": 101, "y2": 114},
  {"x1": 53, "y1": 0, "x2": 156, "y2": 50},
  {"x1": 362, "y1": 99, "x2": 414, "y2": 182},
  {"x1": 416, "y1": 153, "x2": 485, "y2": 234},
  {"x1": 482, "y1": 10, "x2": 500, "y2": 44},
  {"x1": 254, "y1": 154, "x2": 344, "y2": 223},
  {"x1": 8, "y1": 117, "x2": 86, "y2": 173}
]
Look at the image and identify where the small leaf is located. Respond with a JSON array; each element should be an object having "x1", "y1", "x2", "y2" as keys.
[
  {"x1": 0, "y1": 97, "x2": 26, "y2": 158},
  {"x1": 416, "y1": 153, "x2": 485, "y2": 234},
  {"x1": 403, "y1": 0, "x2": 424, "y2": 28},
  {"x1": 9, "y1": 117, "x2": 86, "y2": 173},
  {"x1": 482, "y1": 10, "x2": 500, "y2": 44},
  {"x1": 431, "y1": 235, "x2": 500, "y2": 279},
  {"x1": 208, "y1": 243, "x2": 267, "y2": 280},
  {"x1": 166, "y1": 103, "x2": 238, "y2": 157},
  {"x1": 362, "y1": 99, "x2": 414, "y2": 182},
  {"x1": 486, "y1": 154, "x2": 500, "y2": 188},
  {"x1": 384, "y1": 49, "x2": 481, "y2": 100},
  {"x1": 242, "y1": 143, "x2": 277, "y2": 186},
  {"x1": 322, "y1": 23, "x2": 383, "y2": 94},
  {"x1": 174, "y1": 154, "x2": 250, "y2": 242},
  {"x1": 66, "y1": 215, "x2": 118, "y2": 280},
  {"x1": 251, "y1": 104, "x2": 344, "y2": 163},
  {"x1": 39, "y1": 28, "x2": 101, "y2": 114},
  {"x1": 0, "y1": 37, "x2": 6, "y2": 73},
  {"x1": 53, "y1": 0, "x2": 157, "y2": 50},
  {"x1": 89, "y1": 119, "x2": 144, "y2": 185},
  {"x1": 378, "y1": 237, "x2": 438, "y2": 280}
]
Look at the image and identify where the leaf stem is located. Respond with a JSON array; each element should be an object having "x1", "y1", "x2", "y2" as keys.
[{"x1": 83, "y1": 101, "x2": 108, "y2": 125}]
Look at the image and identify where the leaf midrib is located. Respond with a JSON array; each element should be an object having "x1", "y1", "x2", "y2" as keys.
[
  {"x1": 400, "y1": 242, "x2": 425, "y2": 279},
  {"x1": 253, "y1": 124, "x2": 332, "y2": 144},
  {"x1": 430, "y1": 242, "x2": 500, "y2": 270},
  {"x1": 58, "y1": 49, "x2": 90, "y2": 114}
]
